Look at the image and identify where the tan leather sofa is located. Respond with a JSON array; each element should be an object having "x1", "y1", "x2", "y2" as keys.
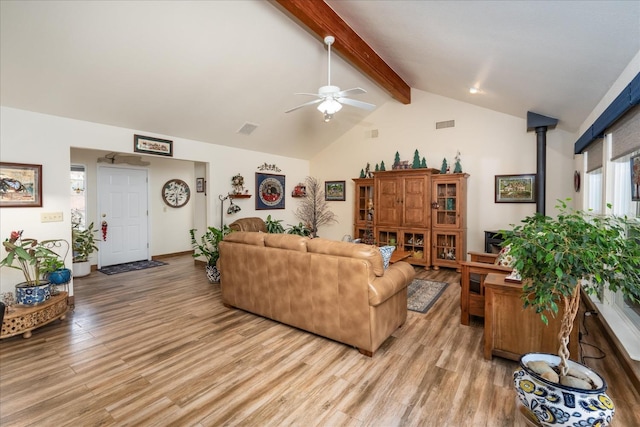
[
  {"x1": 219, "y1": 232, "x2": 415, "y2": 356},
  {"x1": 228, "y1": 217, "x2": 267, "y2": 233}
]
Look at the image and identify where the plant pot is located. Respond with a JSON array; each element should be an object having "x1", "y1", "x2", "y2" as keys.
[
  {"x1": 514, "y1": 353, "x2": 614, "y2": 427},
  {"x1": 47, "y1": 268, "x2": 72, "y2": 284},
  {"x1": 15, "y1": 282, "x2": 51, "y2": 305},
  {"x1": 72, "y1": 261, "x2": 91, "y2": 278},
  {"x1": 206, "y1": 265, "x2": 220, "y2": 284}
]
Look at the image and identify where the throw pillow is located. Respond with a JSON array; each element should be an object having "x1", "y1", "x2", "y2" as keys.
[
  {"x1": 495, "y1": 244, "x2": 515, "y2": 267},
  {"x1": 379, "y1": 245, "x2": 396, "y2": 269}
]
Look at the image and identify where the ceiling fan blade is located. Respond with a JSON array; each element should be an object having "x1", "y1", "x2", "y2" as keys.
[
  {"x1": 338, "y1": 97, "x2": 376, "y2": 111},
  {"x1": 294, "y1": 92, "x2": 323, "y2": 98},
  {"x1": 336, "y1": 87, "x2": 366, "y2": 97},
  {"x1": 285, "y1": 98, "x2": 323, "y2": 113}
]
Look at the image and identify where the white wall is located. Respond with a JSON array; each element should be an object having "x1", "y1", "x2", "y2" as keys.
[
  {"x1": 0, "y1": 106, "x2": 309, "y2": 295},
  {"x1": 311, "y1": 88, "x2": 577, "y2": 253}
]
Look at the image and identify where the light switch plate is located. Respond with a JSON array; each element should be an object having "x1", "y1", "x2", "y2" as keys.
[{"x1": 41, "y1": 212, "x2": 63, "y2": 222}]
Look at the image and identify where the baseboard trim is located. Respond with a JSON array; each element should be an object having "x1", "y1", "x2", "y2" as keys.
[
  {"x1": 582, "y1": 294, "x2": 640, "y2": 394},
  {"x1": 152, "y1": 250, "x2": 193, "y2": 260}
]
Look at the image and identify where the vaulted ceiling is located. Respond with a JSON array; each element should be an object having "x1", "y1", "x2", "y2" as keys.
[{"x1": 1, "y1": 1, "x2": 638, "y2": 160}]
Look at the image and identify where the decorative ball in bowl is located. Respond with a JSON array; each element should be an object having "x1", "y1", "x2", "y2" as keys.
[{"x1": 513, "y1": 353, "x2": 614, "y2": 427}]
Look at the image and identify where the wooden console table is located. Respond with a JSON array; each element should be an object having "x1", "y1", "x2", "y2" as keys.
[
  {"x1": 1, "y1": 292, "x2": 68, "y2": 339},
  {"x1": 484, "y1": 274, "x2": 579, "y2": 361}
]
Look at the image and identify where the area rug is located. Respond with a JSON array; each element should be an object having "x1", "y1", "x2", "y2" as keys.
[
  {"x1": 407, "y1": 279, "x2": 449, "y2": 313},
  {"x1": 98, "y1": 260, "x2": 167, "y2": 275}
]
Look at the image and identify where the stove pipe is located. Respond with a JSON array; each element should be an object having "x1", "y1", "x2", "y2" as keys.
[{"x1": 527, "y1": 112, "x2": 558, "y2": 215}]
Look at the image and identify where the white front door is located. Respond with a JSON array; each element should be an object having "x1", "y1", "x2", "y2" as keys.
[{"x1": 97, "y1": 166, "x2": 149, "y2": 267}]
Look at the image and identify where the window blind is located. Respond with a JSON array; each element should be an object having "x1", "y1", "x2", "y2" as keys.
[
  {"x1": 610, "y1": 105, "x2": 640, "y2": 160},
  {"x1": 586, "y1": 138, "x2": 603, "y2": 172}
]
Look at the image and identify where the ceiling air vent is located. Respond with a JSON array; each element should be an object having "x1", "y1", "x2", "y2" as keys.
[
  {"x1": 436, "y1": 120, "x2": 455, "y2": 129},
  {"x1": 237, "y1": 122, "x2": 259, "y2": 135}
]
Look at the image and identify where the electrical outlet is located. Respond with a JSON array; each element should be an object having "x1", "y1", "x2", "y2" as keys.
[{"x1": 41, "y1": 212, "x2": 63, "y2": 222}]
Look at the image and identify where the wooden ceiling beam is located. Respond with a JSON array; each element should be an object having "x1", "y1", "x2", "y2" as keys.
[{"x1": 272, "y1": 0, "x2": 411, "y2": 104}]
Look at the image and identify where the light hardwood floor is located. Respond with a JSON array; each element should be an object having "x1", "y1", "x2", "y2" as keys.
[{"x1": 1, "y1": 254, "x2": 638, "y2": 426}]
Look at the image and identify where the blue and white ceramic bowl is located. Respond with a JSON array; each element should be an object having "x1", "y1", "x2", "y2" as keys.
[
  {"x1": 514, "y1": 353, "x2": 614, "y2": 427},
  {"x1": 15, "y1": 282, "x2": 52, "y2": 305}
]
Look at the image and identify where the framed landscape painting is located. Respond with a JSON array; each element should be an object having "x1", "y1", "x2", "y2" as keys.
[
  {"x1": 495, "y1": 174, "x2": 536, "y2": 203},
  {"x1": 0, "y1": 162, "x2": 43, "y2": 207},
  {"x1": 325, "y1": 181, "x2": 346, "y2": 201}
]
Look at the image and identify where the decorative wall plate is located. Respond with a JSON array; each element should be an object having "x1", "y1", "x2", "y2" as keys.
[
  {"x1": 256, "y1": 173, "x2": 285, "y2": 210},
  {"x1": 162, "y1": 179, "x2": 190, "y2": 208}
]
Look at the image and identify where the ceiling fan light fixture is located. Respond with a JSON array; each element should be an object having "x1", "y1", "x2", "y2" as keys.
[
  {"x1": 317, "y1": 98, "x2": 342, "y2": 115},
  {"x1": 323, "y1": 112, "x2": 333, "y2": 122}
]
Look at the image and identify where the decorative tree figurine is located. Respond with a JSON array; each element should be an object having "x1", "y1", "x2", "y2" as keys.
[
  {"x1": 359, "y1": 169, "x2": 365, "y2": 178},
  {"x1": 294, "y1": 176, "x2": 337, "y2": 238},
  {"x1": 375, "y1": 163, "x2": 380, "y2": 172},
  {"x1": 421, "y1": 157, "x2": 427, "y2": 168},
  {"x1": 440, "y1": 158, "x2": 448, "y2": 174},
  {"x1": 380, "y1": 160, "x2": 386, "y2": 171},
  {"x1": 394, "y1": 151, "x2": 401, "y2": 168},
  {"x1": 412, "y1": 150, "x2": 421, "y2": 169},
  {"x1": 453, "y1": 151, "x2": 463, "y2": 173}
]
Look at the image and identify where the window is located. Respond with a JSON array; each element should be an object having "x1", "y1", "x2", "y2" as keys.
[{"x1": 70, "y1": 165, "x2": 86, "y2": 227}]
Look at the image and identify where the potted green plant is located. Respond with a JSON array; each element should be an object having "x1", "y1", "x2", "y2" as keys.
[
  {"x1": 286, "y1": 222, "x2": 312, "y2": 237},
  {"x1": 0, "y1": 230, "x2": 65, "y2": 305},
  {"x1": 265, "y1": 215, "x2": 285, "y2": 234},
  {"x1": 72, "y1": 221, "x2": 99, "y2": 277},
  {"x1": 503, "y1": 199, "x2": 640, "y2": 426},
  {"x1": 189, "y1": 225, "x2": 232, "y2": 283}
]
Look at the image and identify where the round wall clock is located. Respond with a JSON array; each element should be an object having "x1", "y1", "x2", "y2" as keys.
[{"x1": 162, "y1": 179, "x2": 191, "y2": 208}]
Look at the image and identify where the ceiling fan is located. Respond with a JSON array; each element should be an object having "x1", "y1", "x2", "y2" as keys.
[{"x1": 285, "y1": 35, "x2": 376, "y2": 122}]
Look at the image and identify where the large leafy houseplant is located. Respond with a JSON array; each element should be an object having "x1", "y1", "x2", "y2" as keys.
[
  {"x1": 502, "y1": 199, "x2": 640, "y2": 378},
  {"x1": 72, "y1": 221, "x2": 99, "y2": 262},
  {"x1": 189, "y1": 225, "x2": 231, "y2": 267}
]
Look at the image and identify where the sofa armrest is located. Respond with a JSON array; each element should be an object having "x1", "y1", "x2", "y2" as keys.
[{"x1": 368, "y1": 261, "x2": 415, "y2": 306}]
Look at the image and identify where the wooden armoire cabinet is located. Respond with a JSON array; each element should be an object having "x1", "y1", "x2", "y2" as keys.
[{"x1": 352, "y1": 169, "x2": 469, "y2": 269}]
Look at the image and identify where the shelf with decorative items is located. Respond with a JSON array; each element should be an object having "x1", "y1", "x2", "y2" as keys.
[
  {"x1": 431, "y1": 173, "x2": 468, "y2": 271},
  {"x1": 229, "y1": 193, "x2": 251, "y2": 199},
  {"x1": 401, "y1": 229, "x2": 430, "y2": 265},
  {"x1": 352, "y1": 178, "x2": 374, "y2": 242}
]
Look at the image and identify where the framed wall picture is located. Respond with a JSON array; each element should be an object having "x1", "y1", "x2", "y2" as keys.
[
  {"x1": 256, "y1": 172, "x2": 285, "y2": 210},
  {"x1": 196, "y1": 177, "x2": 205, "y2": 193},
  {"x1": 632, "y1": 154, "x2": 640, "y2": 201},
  {"x1": 0, "y1": 162, "x2": 43, "y2": 207},
  {"x1": 495, "y1": 174, "x2": 536, "y2": 203},
  {"x1": 325, "y1": 180, "x2": 346, "y2": 201},
  {"x1": 133, "y1": 134, "x2": 173, "y2": 157}
]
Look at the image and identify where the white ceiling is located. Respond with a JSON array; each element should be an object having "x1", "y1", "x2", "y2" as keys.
[{"x1": 1, "y1": 1, "x2": 639, "y2": 160}]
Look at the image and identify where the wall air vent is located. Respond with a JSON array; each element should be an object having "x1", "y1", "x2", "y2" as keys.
[
  {"x1": 237, "y1": 122, "x2": 259, "y2": 135},
  {"x1": 436, "y1": 120, "x2": 455, "y2": 129}
]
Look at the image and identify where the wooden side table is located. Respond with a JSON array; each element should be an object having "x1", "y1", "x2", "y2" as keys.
[
  {"x1": 1, "y1": 292, "x2": 68, "y2": 339},
  {"x1": 389, "y1": 250, "x2": 412, "y2": 264},
  {"x1": 484, "y1": 274, "x2": 579, "y2": 361}
]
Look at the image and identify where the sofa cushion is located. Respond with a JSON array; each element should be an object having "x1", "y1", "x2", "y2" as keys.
[
  {"x1": 263, "y1": 233, "x2": 309, "y2": 252},
  {"x1": 223, "y1": 231, "x2": 265, "y2": 246},
  {"x1": 306, "y1": 238, "x2": 385, "y2": 277}
]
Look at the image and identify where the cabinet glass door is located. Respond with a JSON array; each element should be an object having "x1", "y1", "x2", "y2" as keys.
[{"x1": 433, "y1": 181, "x2": 459, "y2": 227}]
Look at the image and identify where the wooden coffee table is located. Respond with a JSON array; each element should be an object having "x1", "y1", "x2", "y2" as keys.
[{"x1": 389, "y1": 250, "x2": 411, "y2": 264}]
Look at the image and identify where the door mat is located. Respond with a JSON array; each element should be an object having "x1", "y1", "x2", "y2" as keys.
[
  {"x1": 98, "y1": 260, "x2": 167, "y2": 275},
  {"x1": 407, "y1": 279, "x2": 449, "y2": 313}
]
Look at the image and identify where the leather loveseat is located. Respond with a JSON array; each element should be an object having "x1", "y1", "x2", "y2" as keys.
[
  {"x1": 228, "y1": 217, "x2": 267, "y2": 233},
  {"x1": 218, "y1": 232, "x2": 415, "y2": 356}
]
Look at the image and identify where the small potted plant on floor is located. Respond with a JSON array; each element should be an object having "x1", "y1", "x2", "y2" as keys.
[
  {"x1": 72, "y1": 221, "x2": 99, "y2": 278},
  {"x1": 0, "y1": 230, "x2": 65, "y2": 305},
  {"x1": 189, "y1": 225, "x2": 232, "y2": 283},
  {"x1": 503, "y1": 199, "x2": 640, "y2": 427}
]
